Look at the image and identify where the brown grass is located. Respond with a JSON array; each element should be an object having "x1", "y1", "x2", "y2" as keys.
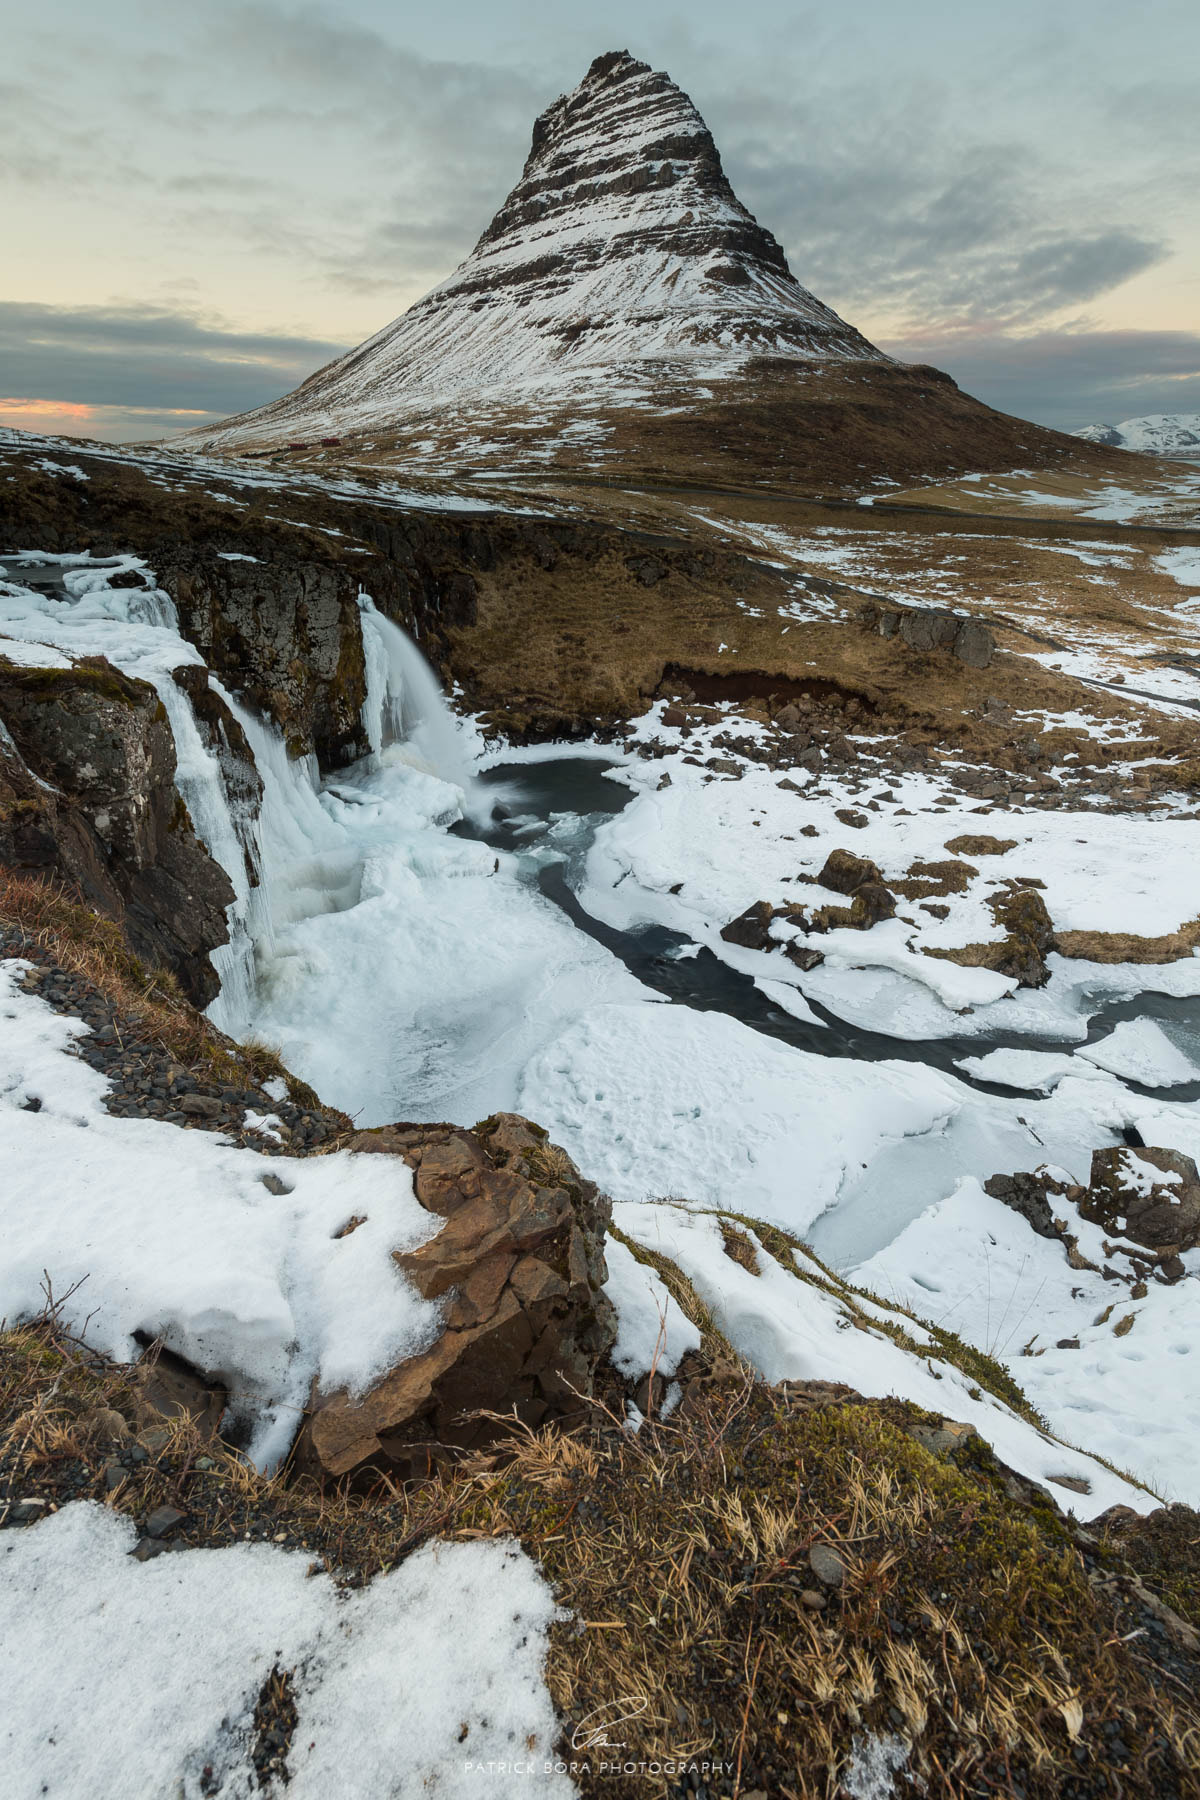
[
  {"x1": 0, "y1": 868, "x2": 305, "y2": 1095},
  {"x1": 3, "y1": 1311, "x2": 1198, "y2": 1798},
  {"x1": 1056, "y1": 918, "x2": 1200, "y2": 964}
]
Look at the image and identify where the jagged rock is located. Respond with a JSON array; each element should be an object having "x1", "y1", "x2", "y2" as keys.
[
  {"x1": 1084, "y1": 1147, "x2": 1200, "y2": 1252},
  {"x1": 986, "y1": 1149, "x2": 1200, "y2": 1280},
  {"x1": 814, "y1": 848, "x2": 897, "y2": 929},
  {"x1": 0, "y1": 656, "x2": 233, "y2": 1004},
  {"x1": 719, "y1": 900, "x2": 775, "y2": 950},
  {"x1": 858, "y1": 601, "x2": 994, "y2": 669},
  {"x1": 296, "y1": 1114, "x2": 617, "y2": 1480},
  {"x1": 783, "y1": 942, "x2": 825, "y2": 972},
  {"x1": 989, "y1": 886, "x2": 1056, "y2": 987},
  {"x1": 984, "y1": 1171, "x2": 1061, "y2": 1239}
]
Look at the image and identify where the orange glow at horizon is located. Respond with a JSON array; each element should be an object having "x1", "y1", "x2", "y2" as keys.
[
  {"x1": 0, "y1": 397, "x2": 96, "y2": 419},
  {"x1": 0, "y1": 398, "x2": 214, "y2": 441}
]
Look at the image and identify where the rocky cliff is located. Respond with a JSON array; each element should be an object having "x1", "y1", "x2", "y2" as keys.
[{"x1": 0, "y1": 656, "x2": 233, "y2": 1004}]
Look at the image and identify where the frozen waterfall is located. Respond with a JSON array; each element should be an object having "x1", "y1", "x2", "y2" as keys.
[{"x1": 358, "y1": 598, "x2": 475, "y2": 794}]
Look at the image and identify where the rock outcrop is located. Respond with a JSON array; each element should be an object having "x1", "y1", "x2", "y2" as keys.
[
  {"x1": 158, "y1": 549, "x2": 369, "y2": 765},
  {"x1": 986, "y1": 1144, "x2": 1199, "y2": 1284},
  {"x1": 0, "y1": 656, "x2": 233, "y2": 1004},
  {"x1": 718, "y1": 846, "x2": 900, "y2": 967},
  {"x1": 1083, "y1": 1146, "x2": 1200, "y2": 1255},
  {"x1": 858, "y1": 601, "x2": 995, "y2": 669},
  {"x1": 925, "y1": 882, "x2": 1056, "y2": 989},
  {"x1": 297, "y1": 1114, "x2": 617, "y2": 1480}
]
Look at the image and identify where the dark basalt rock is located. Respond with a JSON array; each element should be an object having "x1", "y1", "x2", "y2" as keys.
[
  {"x1": 0, "y1": 656, "x2": 233, "y2": 1005},
  {"x1": 1084, "y1": 1147, "x2": 1200, "y2": 1252},
  {"x1": 156, "y1": 547, "x2": 370, "y2": 766},
  {"x1": 858, "y1": 601, "x2": 994, "y2": 669},
  {"x1": 986, "y1": 1146, "x2": 1199, "y2": 1281},
  {"x1": 720, "y1": 900, "x2": 775, "y2": 950}
]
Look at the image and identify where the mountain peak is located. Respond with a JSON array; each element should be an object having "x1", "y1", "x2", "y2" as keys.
[
  {"x1": 186, "y1": 51, "x2": 879, "y2": 450},
  {"x1": 474, "y1": 46, "x2": 795, "y2": 290}
]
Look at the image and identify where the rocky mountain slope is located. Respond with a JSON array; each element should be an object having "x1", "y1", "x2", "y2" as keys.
[
  {"x1": 183, "y1": 51, "x2": 1109, "y2": 495},
  {"x1": 1077, "y1": 413, "x2": 1200, "y2": 459}
]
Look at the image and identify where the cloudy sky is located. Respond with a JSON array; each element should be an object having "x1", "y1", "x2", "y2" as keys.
[{"x1": 2, "y1": 0, "x2": 1197, "y2": 441}]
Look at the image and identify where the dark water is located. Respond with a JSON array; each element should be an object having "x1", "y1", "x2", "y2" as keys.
[{"x1": 457, "y1": 758, "x2": 1200, "y2": 1104}]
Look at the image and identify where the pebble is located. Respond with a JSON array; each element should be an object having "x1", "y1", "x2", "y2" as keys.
[
  {"x1": 808, "y1": 1542, "x2": 846, "y2": 1587},
  {"x1": 130, "y1": 1536, "x2": 170, "y2": 1561},
  {"x1": 144, "y1": 1504, "x2": 187, "y2": 1538}
]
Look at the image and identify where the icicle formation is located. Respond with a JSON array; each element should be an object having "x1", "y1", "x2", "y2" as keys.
[{"x1": 357, "y1": 595, "x2": 474, "y2": 792}]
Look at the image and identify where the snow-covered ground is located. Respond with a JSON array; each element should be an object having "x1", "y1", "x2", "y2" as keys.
[
  {"x1": 611, "y1": 1201, "x2": 1168, "y2": 1513},
  {"x1": 0, "y1": 963, "x2": 442, "y2": 1468},
  {"x1": 0, "y1": 1504, "x2": 567, "y2": 1799},
  {"x1": 858, "y1": 1177, "x2": 1200, "y2": 1504},
  {"x1": 3, "y1": 552, "x2": 1199, "y2": 1511}
]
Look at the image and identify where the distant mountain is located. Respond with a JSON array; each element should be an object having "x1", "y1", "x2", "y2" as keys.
[
  {"x1": 185, "y1": 51, "x2": 1109, "y2": 494},
  {"x1": 1075, "y1": 414, "x2": 1200, "y2": 459}
]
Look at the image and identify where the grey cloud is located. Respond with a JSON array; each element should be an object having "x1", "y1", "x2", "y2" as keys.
[
  {"x1": 715, "y1": 92, "x2": 1168, "y2": 332},
  {"x1": 0, "y1": 302, "x2": 348, "y2": 414},
  {"x1": 880, "y1": 327, "x2": 1200, "y2": 431}
]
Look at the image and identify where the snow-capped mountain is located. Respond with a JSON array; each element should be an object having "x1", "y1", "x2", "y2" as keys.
[
  {"x1": 1075, "y1": 414, "x2": 1200, "y2": 458},
  {"x1": 183, "y1": 50, "x2": 1096, "y2": 492},
  {"x1": 188, "y1": 51, "x2": 877, "y2": 449}
]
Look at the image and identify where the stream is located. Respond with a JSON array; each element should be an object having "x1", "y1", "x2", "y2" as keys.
[{"x1": 459, "y1": 756, "x2": 1200, "y2": 1105}]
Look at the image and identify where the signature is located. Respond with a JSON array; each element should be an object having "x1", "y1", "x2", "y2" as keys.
[{"x1": 570, "y1": 1696, "x2": 649, "y2": 1751}]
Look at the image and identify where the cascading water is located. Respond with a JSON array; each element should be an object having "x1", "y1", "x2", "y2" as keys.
[
  {"x1": 0, "y1": 554, "x2": 481, "y2": 1040},
  {"x1": 204, "y1": 601, "x2": 479, "y2": 1036},
  {"x1": 358, "y1": 597, "x2": 476, "y2": 794}
]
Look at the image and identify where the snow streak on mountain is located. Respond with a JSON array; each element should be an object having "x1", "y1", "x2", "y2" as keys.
[
  {"x1": 1075, "y1": 414, "x2": 1200, "y2": 459},
  {"x1": 192, "y1": 50, "x2": 879, "y2": 447}
]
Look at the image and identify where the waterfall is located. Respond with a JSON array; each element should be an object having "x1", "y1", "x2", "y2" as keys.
[
  {"x1": 152, "y1": 677, "x2": 265, "y2": 1030},
  {"x1": 357, "y1": 596, "x2": 475, "y2": 793},
  {"x1": 0, "y1": 552, "x2": 481, "y2": 1039}
]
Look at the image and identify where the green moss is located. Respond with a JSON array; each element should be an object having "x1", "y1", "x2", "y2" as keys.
[{"x1": 0, "y1": 657, "x2": 150, "y2": 711}]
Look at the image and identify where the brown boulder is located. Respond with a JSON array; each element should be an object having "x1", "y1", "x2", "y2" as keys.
[
  {"x1": 1084, "y1": 1148, "x2": 1200, "y2": 1252},
  {"x1": 295, "y1": 1114, "x2": 617, "y2": 1480},
  {"x1": 813, "y1": 849, "x2": 897, "y2": 929},
  {"x1": 817, "y1": 848, "x2": 883, "y2": 895},
  {"x1": 719, "y1": 899, "x2": 775, "y2": 950}
]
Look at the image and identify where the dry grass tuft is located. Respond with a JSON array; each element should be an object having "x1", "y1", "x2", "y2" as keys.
[
  {"x1": 719, "y1": 1223, "x2": 762, "y2": 1275},
  {"x1": 3, "y1": 1310, "x2": 1199, "y2": 1797}
]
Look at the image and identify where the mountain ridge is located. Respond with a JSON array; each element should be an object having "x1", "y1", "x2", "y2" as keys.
[{"x1": 1075, "y1": 412, "x2": 1200, "y2": 459}]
